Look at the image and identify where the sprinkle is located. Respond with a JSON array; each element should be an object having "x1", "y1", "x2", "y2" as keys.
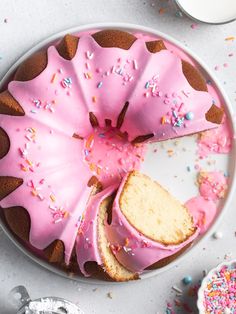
[
  {"x1": 191, "y1": 23, "x2": 198, "y2": 29},
  {"x1": 61, "y1": 77, "x2": 72, "y2": 88},
  {"x1": 185, "y1": 111, "x2": 194, "y2": 120},
  {"x1": 86, "y1": 134, "x2": 94, "y2": 149},
  {"x1": 50, "y1": 194, "x2": 56, "y2": 202},
  {"x1": 223, "y1": 63, "x2": 229, "y2": 68},
  {"x1": 107, "y1": 292, "x2": 113, "y2": 299},
  {"x1": 182, "y1": 276, "x2": 192, "y2": 285},
  {"x1": 92, "y1": 96, "x2": 97, "y2": 103},
  {"x1": 97, "y1": 81, "x2": 103, "y2": 88},
  {"x1": 85, "y1": 62, "x2": 90, "y2": 69},
  {"x1": 37, "y1": 193, "x2": 44, "y2": 201},
  {"x1": 31, "y1": 189, "x2": 38, "y2": 197},
  {"x1": 186, "y1": 166, "x2": 191, "y2": 172},
  {"x1": 145, "y1": 82, "x2": 149, "y2": 89},
  {"x1": 161, "y1": 116, "x2": 166, "y2": 124},
  {"x1": 86, "y1": 51, "x2": 94, "y2": 60},
  {"x1": 213, "y1": 231, "x2": 223, "y2": 239},
  {"x1": 172, "y1": 285, "x2": 183, "y2": 294},
  {"x1": 30, "y1": 109, "x2": 37, "y2": 114},
  {"x1": 51, "y1": 73, "x2": 57, "y2": 83},
  {"x1": 133, "y1": 59, "x2": 138, "y2": 70},
  {"x1": 225, "y1": 36, "x2": 235, "y2": 41},
  {"x1": 54, "y1": 218, "x2": 62, "y2": 224},
  {"x1": 214, "y1": 65, "x2": 220, "y2": 71}
]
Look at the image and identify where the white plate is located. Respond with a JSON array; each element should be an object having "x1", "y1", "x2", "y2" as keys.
[{"x1": 0, "y1": 23, "x2": 235, "y2": 284}]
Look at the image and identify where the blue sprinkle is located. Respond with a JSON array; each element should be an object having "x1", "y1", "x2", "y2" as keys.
[
  {"x1": 84, "y1": 149, "x2": 89, "y2": 156},
  {"x1": 172, "y1": 110, "x2": 178, "y2": 118},
  {"x1": 145, "y1": 82, "x2": 149, "y2": 89},
  {"x1": 99, "y1": 133, "x2": 105, "y2": 138},
  {"x1": 30, "y1": 109, "x2": 37, "y2": 114},
  {"x1": 185, "y1": 111, "x2": 194, "y2": 120},
  {"x1": 97, "y1": 81, "x2": 103, "y2": 88},
  {"x1": 182, "y1": 275, "x2": 192, "y2": 285}
]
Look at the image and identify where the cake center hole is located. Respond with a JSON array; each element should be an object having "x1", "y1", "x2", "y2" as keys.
[{"x1": 83, "y1": 126, "x2": 146, "y2": 188}]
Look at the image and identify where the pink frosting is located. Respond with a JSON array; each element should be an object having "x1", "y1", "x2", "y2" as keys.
[
  {"x1": 0, "y1": 115, "x2": 92, "y2": 264},
  {"x1": 105, "y1": 174, "x2": 199, "y2": 273},
  {"x1": 0, "y1": 32, "x2": 220, "y2": 270},
  {"x1": 76, "y1": 185, "x2": 117, "y2": 276},
  {"x1": 83, "y1": 127, "x2": 146, "y2": 189},
  {"x1": 185, "y1": 197, "x2": 217, "y2": 234},
  {"x1": 198, "y1": 171, "x2": 228, "y2": 201},
  {"x1": 197, "y1": 86, "x2": 232, "y2": 158}
]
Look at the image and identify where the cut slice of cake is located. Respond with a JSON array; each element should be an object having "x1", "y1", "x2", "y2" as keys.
[
  {"x1": 118, "y1": 171, "x2": 196, "y2": 245},
  {"x1": 105, "y1": 171, "x2": 198, "y2": 273}
]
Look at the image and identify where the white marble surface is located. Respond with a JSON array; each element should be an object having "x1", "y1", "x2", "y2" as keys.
[{"x1": 0, "y1": 1, "x2": 236, "y2": 313}]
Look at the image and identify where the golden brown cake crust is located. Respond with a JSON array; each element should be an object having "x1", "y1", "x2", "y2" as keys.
[
  {"x1": 182, "y1": 60, "x2": 207, "y2": 92},
  {"x1": 0, "y1": 91, "x2": 24, "y2": 116},
  {"x1": 92, "y1": 29, "x2": 137, "y2": 49},
  {"x1": 0, "y1": 177, "x2": 23, "y2": 201},
  {"x1": 205, "y1": 104, "x2": 224, "y2": 124},
  {"x1": 14, "y1": 51, "x2": 48, "y2": 82},
  {"x1": 57, "y1": 34, "x2": 79, "y2": 60},
  {"x1": 3, "y1": 206, "x2": 30, "y2": 241},
  {"x1": 0, "y1": 128, "x2": 10, "y2": 159}
]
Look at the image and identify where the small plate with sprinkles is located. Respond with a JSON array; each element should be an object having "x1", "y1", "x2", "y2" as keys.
[{"x1": 197, "y1": 260, "x2": 236, "y2": 313}]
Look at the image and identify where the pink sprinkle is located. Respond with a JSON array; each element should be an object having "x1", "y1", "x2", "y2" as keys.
[
  {"x1": 191, "y1": 23, "x2": 198, "y2": 29},
  {"x1": 223, "y1": 63, "x2": 229, "y2": 67},
  {"x1": 214, "y1": 65, "x2": 220, "y2": 71},
  {"x1": 228, "y1": 53, "x2": 234, "y2": 57},
  {"x1": 39, "y1": 179, "x2": 45, "y2": 184},
  {"x1": 133, "y1": 59, "x2": 138, "y2": 70}
]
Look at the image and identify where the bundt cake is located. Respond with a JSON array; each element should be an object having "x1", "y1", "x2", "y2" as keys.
[{"x1": 0, "y1": 29, "x2": 224, "y2": 281}]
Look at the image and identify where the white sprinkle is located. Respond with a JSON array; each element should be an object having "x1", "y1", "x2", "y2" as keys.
[
  {"x1": 172, "y1": 285, "x2": 183, "y2": 294},
  {"x1": 86, "y1": 51, "x2": 94, "y2": 60},
  {"x1": 54, "y1": 218, "x2": 62, "y2": 224},
  {"x1": 213, "y1": 231, "x2": 223, "y2": 239}
]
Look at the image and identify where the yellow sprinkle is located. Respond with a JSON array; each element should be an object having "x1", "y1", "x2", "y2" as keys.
[
  {"x1": 51, "y1": 73, "x2": 57, "y2": 83},
  {"x1": 161, "y1": 116, "x2": 166, "y2": 124},
  {"x1": 63, "y1": 211, "x2": 69, "y2": 218},
  {"x1": 89, "y1": 163, "x2": 96, "y2": 171},
  {"x1": 31, "y1": 127, "x2": 37, "y2": 133},
  {"x1": 50, "y1": 194, "x2": 56, "y2": 202},
  {"x1": 86, "y1": 134, "x2": 94, "y2": 149},
  {"x1": 225, "y1": 36, "x2": 235, "y2": 41},
  {"x1": 92, "y1": 96, "x2": 97, "y2": 103},
  {"x1": 31, "y1": 189, "x2": 38, "y2": 197},
  {"x1": 87, "y1": 72, "x2": 92, "y2": 79},
  {"x1": 26, "y1": 159, "x2": 33, "y2": 166}
]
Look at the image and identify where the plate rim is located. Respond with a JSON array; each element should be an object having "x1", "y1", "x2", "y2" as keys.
[{"x1": 0, "y1": 22, "x2": 235, "y2": 285}]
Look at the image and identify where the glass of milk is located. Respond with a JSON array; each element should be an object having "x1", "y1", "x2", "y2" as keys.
[{"x1": 174, "y1": 0, "x2": 236, "y2": 24}]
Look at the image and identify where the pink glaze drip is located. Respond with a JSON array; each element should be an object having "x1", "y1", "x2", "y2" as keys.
[
  {"x1": 185, "y1": 197, "x2": 217, "y2": 235},
  {"x1": 76, "y1": 185, "x2": 117, "y2": 276},
  {"x1": 105, "y1": 174, "x2": 199, "y2": 273},
  {"x1": 0, "y1": 32, "x2": 221, "y2": 268},
  {"x1": 83, "y1": 127, "x2": 146, "y2": 188},
  {"x1": 197, "y1": 86, "x2": 232, "y2": 158},
  {"x1": 198, "y1": 171, "x2": 228, "y2": 201}
]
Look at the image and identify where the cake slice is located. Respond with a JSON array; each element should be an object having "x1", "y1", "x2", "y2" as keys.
[
  {"x1": 118, "y1": 171, "x2": 196, "y2": 245},
  {"x1": 105, "y1": 171, "x2": 198, "y2": 274}
]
